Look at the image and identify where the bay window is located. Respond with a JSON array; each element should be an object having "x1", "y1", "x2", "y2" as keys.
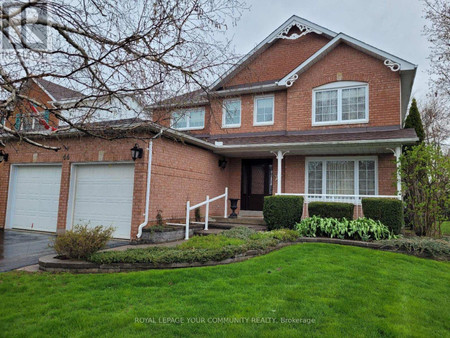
[
  {"x1": 172, "y1": 108, "x2": 205, "y2": 130},
  {"x1": 313, "y1": 82, "x2": 368, "y2": 125},
  {"x1": 306, "y1": 157, "x2": 377, "y2": 200}
]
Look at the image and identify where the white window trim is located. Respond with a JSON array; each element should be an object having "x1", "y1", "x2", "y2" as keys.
[
  {"x1": 304, "y1": 156, "x2": 378, "y2": 197},
  {"x1": 222, "y1": 98, "x2": 241, "y2": 128},
  {"x1": 253, "y1": 95, "x2": 275, "y2": 126},
  {"x1": 312, "y1": 81, "x2": 369, "y2": 126},
  {"x1": 171, "y1": 107, "x2": 205, "y2": 131}
]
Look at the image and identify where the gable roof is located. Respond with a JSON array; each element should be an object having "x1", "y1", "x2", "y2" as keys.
[
  {"x1": 210, "y1": 15, "x2": 337, "y2": 90},
  {"x1": 209, "y1": 15, "x2": 417, "y2": 122},
  {"x1": 276, "y1": 33, "x2": 417, "y2": 122},
  {"x1": 33, "y1": 78, "x2": 83, "y2": 102}
]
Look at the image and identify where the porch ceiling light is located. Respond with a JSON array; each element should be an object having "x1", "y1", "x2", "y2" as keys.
[
  {"x1": 131, "y1": 144, "x2": 143, "y2": 161},
  {"x1": 0, "y1": 150, "x2": 8, "y2": 163}
]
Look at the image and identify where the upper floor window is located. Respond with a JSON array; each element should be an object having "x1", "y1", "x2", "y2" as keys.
[
  {"x1": 222, "y1": 99, "x2": 241, "y2": 128},
  {"x1": 171, "y1": 108, "x2": 205, "y2": 130},
  {"x1": 254, "y1": 95, "x2": 274, "y2": 126},
  {"x1": 15, "y1": 110, "x2": 50, "y2": 131},
  {"x1": 312, "y1": 82, "x2": 368, "y2": 126}
]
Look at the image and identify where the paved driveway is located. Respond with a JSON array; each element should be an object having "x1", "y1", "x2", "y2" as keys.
[{"x1": 0, "y1": 230, "x2": 128, "y2": 272}]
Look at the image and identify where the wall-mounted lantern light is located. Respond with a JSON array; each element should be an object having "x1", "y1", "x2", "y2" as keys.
[
  {"x1": 0, "y1": 150, "x2": 8, "y2": 163},
  {"x1": 218, "y1": 158, "x2": 227, "y2": 169},
  {"x1": 131, "y1": 144, "x2": 143, "y2": 161}
]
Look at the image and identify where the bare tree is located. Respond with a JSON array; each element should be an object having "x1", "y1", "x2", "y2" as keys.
[
  {"x1": 424, "y1": 0, "x2": 450, "y2": 97},
  {"x1": 0, "y1": 0, "x2": 246, "y2": 150},
  {"x1": 419, "y1": 93, "x2": 450, "y2": 146}
]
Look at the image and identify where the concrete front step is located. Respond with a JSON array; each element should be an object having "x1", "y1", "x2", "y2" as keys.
[
  {"x1": 211, "y1": 217, "x2": 265, "y2": 226},
  {"x1": 238, "y1": 210, "x2": 263, "y2": 218}
]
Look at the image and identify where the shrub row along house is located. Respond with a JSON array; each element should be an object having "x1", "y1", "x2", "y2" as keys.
[{"x1": 0, "y1": 16, "x2": 417, "y2": 239}]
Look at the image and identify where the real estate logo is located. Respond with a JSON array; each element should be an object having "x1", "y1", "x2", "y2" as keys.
[{"x1": 0, "y1": 1, "x2": 51, "y2": 60}]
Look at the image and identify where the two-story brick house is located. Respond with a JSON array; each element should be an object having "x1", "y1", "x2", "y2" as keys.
[{"x1": 0, "y1": 16, "x2": 418, "y2": 239}]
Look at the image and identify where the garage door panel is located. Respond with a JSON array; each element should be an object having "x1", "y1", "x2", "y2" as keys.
[
  {"x1": 71, "y1": 164, "x2": 134, "y2": 239},
  {"x1": 9, "y1": 166, "x2": 62, "y2": 232}
]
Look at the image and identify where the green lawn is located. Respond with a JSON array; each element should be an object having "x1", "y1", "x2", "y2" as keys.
[{"x1": 1, "y1": 244, "x2": 449, "y2": 337}]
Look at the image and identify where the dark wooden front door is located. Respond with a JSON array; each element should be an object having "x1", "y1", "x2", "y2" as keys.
[{"x1": 241, "y1": 159, "x2": 273, "y2": 211}]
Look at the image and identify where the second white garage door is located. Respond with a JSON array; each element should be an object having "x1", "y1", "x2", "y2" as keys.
[{"x1": 70, "y1": 163, "x2": 135, "y2": 239}]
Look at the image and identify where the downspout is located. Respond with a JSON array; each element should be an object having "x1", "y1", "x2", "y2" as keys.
[{"x1": 137, "y1": 140, "x2": 153, "y2": 238}]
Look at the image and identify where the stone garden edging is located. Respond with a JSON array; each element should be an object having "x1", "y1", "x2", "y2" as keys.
[{"x1": 38, "y1": 238, "x2": 390, "y2": 273}]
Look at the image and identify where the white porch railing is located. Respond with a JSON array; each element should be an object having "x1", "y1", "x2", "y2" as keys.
[
  {"x1": 276, "y1": 192, "x2": 401, "y2": 205},
  {"x1": 185, "y1": 187, "x2": 228, "y2": 240}
]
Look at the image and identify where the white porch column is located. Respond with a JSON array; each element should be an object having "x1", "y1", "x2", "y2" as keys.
[
  {"x1": 274, "y1": 150, "x2": 286, "y2": 195},
  {"x1": 394, "y1": 146, "x2": 402, "y2": 199}
]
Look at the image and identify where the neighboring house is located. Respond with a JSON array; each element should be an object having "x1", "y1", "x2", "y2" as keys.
[{"x1": 0, "y1": 16, "x2": 418, "y2": 240}]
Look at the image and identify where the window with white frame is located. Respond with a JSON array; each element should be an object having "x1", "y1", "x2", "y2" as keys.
[
  {"x1": 254, "y1": 96, "x2": 274, "y2": 125},
  {"x1": 171, "y1": 108, "x2": 205, "y2": 130},
  {"x1": 306, "y1": 158, "x2": 377, "y2": 198},
  {"x1": 222, "y1": 99, "x2": 241, "y2": 127},
  {"x1": 313, "y1": 82, "x2": 368, "y2": 125}
]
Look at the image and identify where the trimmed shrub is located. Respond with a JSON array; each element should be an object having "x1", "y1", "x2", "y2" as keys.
[
  {"x1": 263, "y1": 196, "x2": 303, "y2": 230},
  {"x1": 362, "y1": 198, "x2": 404, "y2": 235},
  {"x1": 295, "y1": 216, "x2": 394, "y2": 241},
  {"x1": 52, "y1": 224, "x2": 114, "y2": 260},
  {"x1": 308, "y1": 202, "x2": 354, "y2": 220}
]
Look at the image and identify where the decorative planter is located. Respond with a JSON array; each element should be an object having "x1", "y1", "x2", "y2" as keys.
[
  {"x1": 140, "y1": 226, "x2": 193, "y2": 243},
  {"x1": 229, "y1": 198, "x2": 239, "y2": 218}
]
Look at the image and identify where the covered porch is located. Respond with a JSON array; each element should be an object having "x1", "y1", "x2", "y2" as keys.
[{"x1": 211, "y1": 127, "x2": 416, "y2": 217}]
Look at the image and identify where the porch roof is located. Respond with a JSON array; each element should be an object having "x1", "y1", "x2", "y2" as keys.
[{"x1": 207, "y1": 126, "x2": 418, "y2": 157}]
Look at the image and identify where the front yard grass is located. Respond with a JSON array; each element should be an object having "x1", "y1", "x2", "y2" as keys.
[{"x1": 1, "y1": 243, "x2": 449, "y2": 337}]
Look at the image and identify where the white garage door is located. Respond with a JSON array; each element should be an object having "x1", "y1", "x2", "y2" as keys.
[
  {"x1": 8, "y1": 165, "x2": 62, "y2": 232},
  {"x1": 71, "y1": 163, "x2": 135, "y2": 239}
]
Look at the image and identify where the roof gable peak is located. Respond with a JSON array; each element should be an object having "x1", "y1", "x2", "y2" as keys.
[{"x1": 210, "y1": 15, "x2": 337, "y2": 90}]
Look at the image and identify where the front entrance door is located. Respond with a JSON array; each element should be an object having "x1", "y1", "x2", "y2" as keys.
[{"x1": 241, "y1": 159, "x2": 273, "y2": 211}]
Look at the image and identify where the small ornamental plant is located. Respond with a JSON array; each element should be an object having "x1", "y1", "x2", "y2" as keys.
[{"x1": 52, "y1": 224, "x2": 114, "y2": 260}]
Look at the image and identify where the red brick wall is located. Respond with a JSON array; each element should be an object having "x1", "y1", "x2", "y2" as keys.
[
  {"x1": 286, "y1": 43, "x2": 401, "y2": 131},
  {"x1": 0, "y1": 136, "x2": 148, "y2": 238},
  {"x1": 378, "y1": 153, "x2": 397, "y2": 195},
  {"x1": 224, "y1": 33, "x2": 330, "y2": 87},
  {"x1": 208, "y1": 92, "x2": 288, "y2": 135},
  {"x1": 149, "y1": 137, "x2": 230, "y2": 228},
  {"x1": 156, "y1": 42, "x2": 401, "y2": 137}
]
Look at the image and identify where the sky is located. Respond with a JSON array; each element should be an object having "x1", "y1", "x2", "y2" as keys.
[{"x1": 225, "y1": 0, "x2": 431, "y2": 100}]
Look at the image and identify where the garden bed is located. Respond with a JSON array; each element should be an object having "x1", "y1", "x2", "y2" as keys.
[
  {"x1": 38, "y1": 235, "x2": 449, "y2": 273},
  {"x1": 39, "y1": 221, "x2": 450, "y2": 273}
]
